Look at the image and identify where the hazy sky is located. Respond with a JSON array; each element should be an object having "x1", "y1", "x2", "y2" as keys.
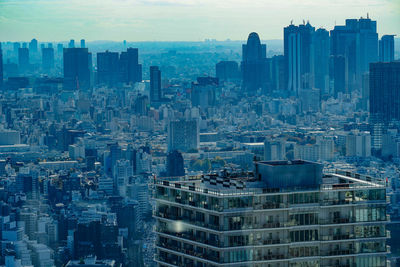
[{"x1": 0, "y1": 0, "x2": 399, "y2": 42}]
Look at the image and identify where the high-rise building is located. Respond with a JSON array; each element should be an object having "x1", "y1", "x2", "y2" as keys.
[
  {"x1": 331, "y1": 16, "x2": 378, "y2": 92},
  {"x1": 271, "y1": 55, "x2": 285, "y2": 91},
  {"x1": 379, "y1": 35, "x2": 395, "y2": 62},
  {"x1": 63, "y1": 48, "x2": 91, "y2": 90},
  {"x1": 57, "y1": 43, "x2": 64, "y2": 54},
  {"x1": 166, "y1": 150, "x2": 185, "y2": 177},
  {"x1": 97, "y1": 50, "x2": 120, "y2": 86},
  {"x1": 80, "y1": 39, "x2": 85, "y2": 48},
  {"x1": 29, "y1": 38, "x2": 38, "y2": 55},
  {"x1": 0, "y1": 43, "x2": 3, "y2": 88},
  {"x1": 154, "y1": 160, "x2": 389, "y2": 266},
  {"x1": 370, "y1": 62, "x2": 400, "y2": 151},
  {"x1": 330, "y1": 55, "x2": 346, "y2": 96},
  {"x1": 18, "y1": 47, "x2": 29, "y2": 72},
  {"x1": 68, "y1": 39, "x2": 75, "y2": 48},
  {"x1": 150, "y1": 66, "x2": 162, "y2": 102},
  {"x1": 284, "y1": 22, "x2": 315, "y2": 94},
  {"x1": 120, "y1": 48, "x2": 142, "y2": 84},
  {"x1": 241, "y1": 32, "x2": 268, "y2": 94},
  {"x1": 314, "y1": 28, "x2": 330, "y2": 94},
  {"x1": 216, "y1": 61, "x2": 239, "y2": 81},
  {"x1": 168, "y1": 119, "x2": 199, "y2": 152},
  {"x1": 42, "y1": 47, "x2": 54, "y2": 72}
]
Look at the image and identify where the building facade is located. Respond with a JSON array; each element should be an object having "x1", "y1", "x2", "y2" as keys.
[{"x1": 154, "y1": 161, "x2": 389, "y2": 267}]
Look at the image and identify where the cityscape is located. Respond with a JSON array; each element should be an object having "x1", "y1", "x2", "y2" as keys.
[{"x1": 0, "y1": 1, "x2": 400, "y2": 267}]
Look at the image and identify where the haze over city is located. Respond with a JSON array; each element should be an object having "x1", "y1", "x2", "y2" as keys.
[{"x1": 1, "y1": 0, "x2": 400, "y2": 41}]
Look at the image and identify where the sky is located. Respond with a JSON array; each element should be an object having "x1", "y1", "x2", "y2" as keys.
[{"x1": 0, "y1": 0, "x2": 399, "y2": 42}]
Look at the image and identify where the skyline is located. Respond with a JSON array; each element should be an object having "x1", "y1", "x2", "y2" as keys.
[{"x1": 0, "y1": 0, "x2": 399, "y2": 42}]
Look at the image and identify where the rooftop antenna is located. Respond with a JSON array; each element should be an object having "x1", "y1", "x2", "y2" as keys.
[
  {"x1": 303, "y1": 19, "x2": 305, "y2": 25},
  {"x1": 290, "y1": 20, "x2": 293, "y2": 25},
  {"x1": 367, "y1": 12, "x2": 369, "y2": 19}
]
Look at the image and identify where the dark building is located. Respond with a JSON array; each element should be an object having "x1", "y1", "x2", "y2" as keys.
[
  {"x1": 331, "y1": 16, "x2": 378, "y2": 93},
  {"x1": 313, "y1": 28, "x2": 330, "y2": 95},
  {"x1": 216, "y1": 61, "x2": 239, "y2": 81},
  {"x1": 134, "y1": 95, "x2": 149, "y2": 116},
  {"x1": 42, "y1": 47, "x2": 55, "y2": 72},
  {"x1": 241, "y1": 32, "x2": 268, "y2": 94},
  {"x1": 150, "y1": 66, "x2": 161, "y2": 102},
  {"x1": 284, "y1": 22, "x2": 315, "y2": 94},
  {"x1": 68, "y1": 39, "x2": 75, "y2": 48},
  {"x1": 370, "y1": 62, "x2": 400, "y2": 124},
  {"x1": 270, "y1": 55, "x2": 285, "y2": 92},
  {"x1": 330, "y1": 55, "x2": 346, "y2": 96},
  {"x1": 191, "y1": 77, "x2": 218, "y2": 109},
  {"x1": 119, "y1": 48, "x2": 142, "y2": 84},
  {"x1": 97, "y1": 51, "x2": 120, "y2": 86},
  {"x1": 166, "y1": 150, "x2": 185, "y2": 177},
  {"x1": 0, "y1": 43, "x2": 3, "y2": 88},
  {"x1": 57, "y1": 43, "x2": 64, "y2": 54},
  {"x1": 29, "y1": 38, "x2": 38, "y2": 56},
  {"x1": 379, "y1": 35, "x2": 395, "y2": 62},
  {"x1": 81, "y1": 39, "x2": 86, "y2": 48},
  {"x1": 370, "y1": 62, "x2": 400, "y2": 152},
  {"x1": 63, "y1": 48, "x2": 91, "y2": 90},
  {"x1": 18, "y1": 48, "x2": 29, "y2": 72}
]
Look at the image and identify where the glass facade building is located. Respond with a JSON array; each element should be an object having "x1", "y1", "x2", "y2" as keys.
[{"x1": 153, "y1": 161, "x2": 389, "y2": 267}]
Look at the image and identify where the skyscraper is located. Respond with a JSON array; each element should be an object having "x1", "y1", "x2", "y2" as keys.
[
  {"x1": 330, "y1": 55, "x2": 346, "y2": 96},
  {"x1": 314, "y1": 28, "x2": 330, "y2": 94},
  {"x1": 63, "y1": 48, "x2": 90, "y2": 90},
  {"x1": 0, "y1": 43, "x2": 3, "y2": 89},
  {"x1": 119, "y1": 48, "x2": 142, "y2": 84},
  {"x1": 150, "y1": 66, "x2": 162, "y2": 102},
  {"x1": 379, "y1": 35, "x2": 395, "y2": 62},
  {"x1": 80, "y1": 39, "x2": 85, "y2": 48},
  {"x1": 97, "y1": 50, "x2": 120, "y2": 86},
  {"x1": 18, "y1": 47, "x2": 29, "y2": 72},
  {"x1": 154, "y1": 161, "x2": 389, "y2": 266},
  {"x1": 284, "y1": 22, "x2": 315, "y2": 94},
  {"x1": 216, "y1": 61, "x2": 239, "y2": 81},
  {"x1": 68, "y1": 39, "x2": 75, "y2": 48},
  {"x1": 370, "y1": 62, "x2": 400, "y2": 152},
  {"x1": 331, "y1": 16, "x2": 378, "y2": 92},
  {"x1": 42, "y1": 47, "x2": 55, "y2": 72},
  {"x1": 241, "y1": 32, "x2": 268, "y2": 94},
  {"x1": 29, "y1": 38, "x2": 38, "y2": 55}
]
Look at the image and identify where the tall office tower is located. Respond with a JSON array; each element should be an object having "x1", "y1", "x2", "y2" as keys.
[
  {"x1": 370, "y1": 62, "x2": 400, "y2": 151},
  {"x1": 150, "y1": 66, "x2": 162, "y2": 102},
  {"x1": 42, "y1": 47, "x2": 54, "y2": 72},
  {"x1": 168, "y1": 119, "x2": 199, "y2": 152},
  {"x1": 63, "y1": 48, "x2": 90, "y2": 90},
  {"x1": 379, "y1": 35, "x2": 395, "y2": 62},
  {"x1": 80, "y1": 39, "x2": 85, "y2": 48},
  {"x1": 29, "y1": 38, "x2": 38, "y2": 55},
  {"x1": 216, "y1": 61, "x2": 239, "y2": 81},
  {"x1": 166, "y1": 150, "x2": 185, "y2": 177},
  {"x1": 119, "y1": 48, "x2": 142, "y2": 84},
  {"x1": 22, "y1": 42, "x2": 27, "y2": 48},
  {"x1": 57, "y1": 43, "x2": 63, "y2": 54},
  {"x1": 330, "y1": 55, "x2": 346, "y2": 97},
  {"x1": 154, "y1": 160, "x2": 389, "y2": 267},
  {"x1": 68, "y1": 39, "x2": 75, "y2": 48},
  {"x1": 48, "y1": 43, "x2": 53, "y2": 48},
  {"x1": 314, "y1": 28, "x2": 330, "y2": 95},
  {"x1": 284, "y1": 22, "x2": 315, "y2": 94},
  {"x1": 18, "y1": 47, "x2": 29, "y2": 72},
  {"x1": 97, "y1": 50, "x2": 120, "y2": 86},
  {"x1": 331, "y1": 16, "x2": 378, "y2": 92},
  {"x1": 0, "y1": 43, "x2": 3, "y2": 88},
  {"x1": 241, "y1": 32, "x2": 268, "y2": 94},
  {"x1": 271, "y1": 55, "x2": 285, "y2": 91}
]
